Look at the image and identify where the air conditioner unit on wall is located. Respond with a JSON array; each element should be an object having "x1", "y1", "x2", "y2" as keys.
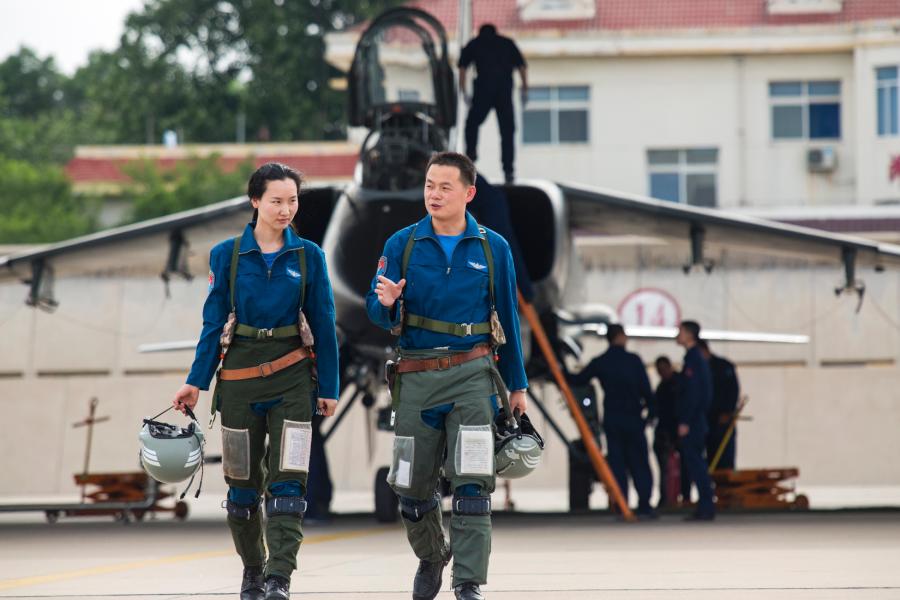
[{"x1": 807, "y1": 147, "x2": 837, "y2": 173}]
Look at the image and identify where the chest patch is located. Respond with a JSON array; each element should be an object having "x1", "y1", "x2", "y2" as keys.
[
  {"x1": 286, "y1": 267, "x2": 301, "y2": 279},
  {"x1": 467, "y1": 260, "x2": 487, "y2": 271}
]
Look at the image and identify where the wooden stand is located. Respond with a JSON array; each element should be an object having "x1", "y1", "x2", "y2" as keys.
[{"x1": 712, "y1": 468, "x2": 809, "y2": 510}]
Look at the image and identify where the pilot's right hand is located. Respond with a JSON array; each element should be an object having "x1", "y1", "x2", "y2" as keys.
[
  {"x1": 173, "y1": 384, "x2": 200, "y2": 415},
  {"x1": 375, "y1": 275, "x2": 406, "y2": 308}
]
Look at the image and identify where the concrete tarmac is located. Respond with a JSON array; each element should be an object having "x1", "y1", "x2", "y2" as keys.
[{"x1": 0, "y1": 511, "x2": 899, "y2": 599}]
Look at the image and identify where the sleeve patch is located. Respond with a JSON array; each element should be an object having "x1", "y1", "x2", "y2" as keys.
[
  {"x1": 377, "y1": 256, "x2": 387, "y2": 276},
  {"x1": 208, "y1": 270, "x2": 215, "y2": 292}
]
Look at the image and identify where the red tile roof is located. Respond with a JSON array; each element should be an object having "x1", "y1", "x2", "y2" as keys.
[
  {"x1": 66, "y1": 149, "x2": 357, "y2": 185},
  {"x1": 407, "y1": 0, "x2": 900, "y2": 33}
]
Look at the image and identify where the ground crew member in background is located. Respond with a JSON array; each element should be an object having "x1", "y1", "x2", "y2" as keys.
[
  {"x1": 367, "y1": 152, "x2": 528, "y2": 600},
  {"x1": 568, "y1": 324, "x2": 656, "y2": 518},
  {"x1": 459, "y1": 24, "x2": 528, "y2": 184},
  {"x1": 172, "y1": 163, "x2": 340, "y2": 600},
  {"x1": 698, "y1": 339, "x2": 739, "y2": 470},
  {"x1": 652, "y1": 356, "x2": 688, "y2": 508},
  {"x1": 675, "y1": 321, "x2": 716, "y2": 521}
]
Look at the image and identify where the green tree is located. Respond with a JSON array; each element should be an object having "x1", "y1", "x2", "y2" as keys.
[
  {"x1": 0, "y1": 156, "x2": 95, "y2": 243},
  {"x1": 123, "y1": 154, "x2": 252, "y2": 222}
]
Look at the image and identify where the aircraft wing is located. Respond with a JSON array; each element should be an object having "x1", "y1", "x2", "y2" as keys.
[
  {"x1": 0, "y1": 187, "x2": 341, "y2": 307},
  {"x1": 559, "y1": 181, "x2": 900, "y2": 288}
]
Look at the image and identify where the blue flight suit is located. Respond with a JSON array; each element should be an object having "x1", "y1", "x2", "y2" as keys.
[
  {"x1": 459, "y1": 30, "x2": 526, "y2": 180},
  {"x1": 706, "y1": 354, "x2": 739, "y2": 470},
  {"x1": 366, "y1": 212, "x2": 527, "y2": 392},
  {"x1": 569, "y1": 345, "x2": 656, "y2": 512},
  {"x1": 185, "y1": 222, "x2": 340, "y2": 578},
  {"x1": 366, "y1": 212, "x2": 528, "y2": 587},
  {"x1": 187, "y1": 223, "x2": 339, "y2": 399},
  {"x1": 677, "y1": 345, "x2": 715, "y2": 516}
]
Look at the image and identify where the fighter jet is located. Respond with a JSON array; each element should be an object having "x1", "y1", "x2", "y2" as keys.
[{"x1": 3, "y1": 7, "x2": 900, "y2": 517}]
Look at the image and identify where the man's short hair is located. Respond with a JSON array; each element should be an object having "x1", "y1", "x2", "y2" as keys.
[
  {"x1": 426, "y1": 151, "x2": 476, "y2": 186},
  {"x1": 606, "y1": 323, "x2": 625, "y2": 343},
  {"x1": 655, "y1": 355, "x2": 672, "y2": 368},
  {"x1": 680, "y1": 320, "x2": 701, "y2": 341},
  {"x1": 479, "y1": 23, "x2": 497, "y2": 36}
]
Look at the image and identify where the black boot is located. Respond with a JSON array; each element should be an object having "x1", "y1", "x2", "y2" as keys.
[
  {"x1": 240, "y1": 566, "x2": 264, "y2": 600},
  {"x1": 264, "y1": 574, "x2": 290, "y2": 600},
  {"x1": 412, "y1": 558, "x2": 448, "y2": 600},
  {"x1": 454, "y1": 582, "x2": 484, "y2": 600}
]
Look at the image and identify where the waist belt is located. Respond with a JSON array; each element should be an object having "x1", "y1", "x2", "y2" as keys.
[
  {"x1": 405, "y1": 314, "x2": 491, "y2": 337},
  {"x1": 234, "y1": 323, "x2": 299, "y2": 339},
  {"x1": 219, "y1": 348, "x2": 310, "y2": 381},
  {"x1": 396, "y1": 344, "x2": 492, "y2": 374}
]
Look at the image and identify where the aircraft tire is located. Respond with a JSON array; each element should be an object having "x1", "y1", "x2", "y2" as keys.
[{"x1": 374, "y1": 466, "x2": 398, "y2": 523}]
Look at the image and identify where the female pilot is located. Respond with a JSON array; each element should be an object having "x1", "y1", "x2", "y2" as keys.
[{"x1": 172, "y1": 162, "x2": 339, "y2": 600}]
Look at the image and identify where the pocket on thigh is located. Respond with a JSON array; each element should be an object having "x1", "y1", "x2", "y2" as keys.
[
  {"x1": 279, "y1": 419, "x2": 312, "y2": 473},
  {"x1": 455, "y1": 425, "x2": 494, "y2": 477},
  {"x1": 222, "y1": 426, "x2": 251, "y2": 480},
  {"x1": 388, "y1": 436, "x2": 415, "y2": 489}
]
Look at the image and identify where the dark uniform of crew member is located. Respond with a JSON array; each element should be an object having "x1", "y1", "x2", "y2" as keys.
[
  {"x1": 698, "y1": 340, "x2": 739, "y2": 470},
  {"x1": 675, "y1": 320, "x2": 716, "y2": 521},
  {"x1": 568, "y1": 324, "x2": 656, "y2": 517},
  {"x1": 173, "y1": 163, "x2": 340, "y2": 600},
  {"x1": 367, "y1": 152, "x2": 528, "y2": 600},
  {"x1": 459, "y1": 24, "x2": 528, "y2": 184},
  {"x1": 652, "y1": 356, "x2": 689, "y2": 508}
]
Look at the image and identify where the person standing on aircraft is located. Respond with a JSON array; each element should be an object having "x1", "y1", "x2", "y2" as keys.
[
  {"x1": 698, "y1": 339, "x2": 740, "y2": 470},
  {"x1": 675, "y1": 321, "x2": 716, "y2": 521},
  {"x1": 459, "y1": 24, "x2": 528, "y2": 184},
  {"x1": 367, "y1": 152, "x2": 528, "y2": 600},
  {"x1": 171, "y1": 162, "x2": 340, "y2": 600},
  {"x1": 567, "y1": 324, "x2": 657, "y2": 518},
  {"x1": 652, "y1": 355, "x2": 689, "y2": 508}
]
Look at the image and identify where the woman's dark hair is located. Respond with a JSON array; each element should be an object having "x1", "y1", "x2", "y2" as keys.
[{"x1": 247, "y1": 162, "x2": 303, "y2": 221}]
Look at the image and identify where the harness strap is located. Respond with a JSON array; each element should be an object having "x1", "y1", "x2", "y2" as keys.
[
  {"x1": 234, "y1": 324, "x2": 299, "y2": 339},
  {"x1": 399, "y1": 222, "x2": 495, "y2": 335},
  {"x1": 228, "y1": 233, "x2": 308, "y2": 332}
]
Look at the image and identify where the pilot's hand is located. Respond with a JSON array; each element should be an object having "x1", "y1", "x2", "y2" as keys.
[
  {"x1": 173, "y1": 384, "x2": 200, "y2": 415},
  {"x1": 519, "y1": 88, "x2": 528, "y2": 107},
  {"x1": 509, "y1": 390, "x2": 528, "y2": 416},
  {"x1": 375, "y1": 275, "x2": 406, "y2": 307},
  {"x1": 317, "y1": 398, "x2": 337, "y2": 417},
  {"x1": 678, "y1": 424, "x2": 690, "y2": 437}
]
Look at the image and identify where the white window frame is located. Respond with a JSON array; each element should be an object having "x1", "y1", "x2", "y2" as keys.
[
  {"x1": 522, "y1": 85, "x2": 590, "y2": 145},
  {"x1": 769, "y1": 80, "x2": 842, "y2": 140},
  {"x1": 877, "y1": 66, "x2": 899, "y2": 137},
  {"x1": 647, "y1": 148, "x2": 718, "y2": 206}
]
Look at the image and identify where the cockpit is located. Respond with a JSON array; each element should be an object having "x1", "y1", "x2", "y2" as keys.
[{"x1": 347, "y1": 8, "x2": 457, "y2": 192}]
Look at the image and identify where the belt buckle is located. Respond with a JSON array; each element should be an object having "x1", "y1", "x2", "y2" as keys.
[
  {"x1": 462, "y1": 323, "x2": 473, "y2": 336},
  {"x1": 258, "y1": 361, "x2": 274, "y2": 377},
  {"x1": 257, "y1": 328, "x2": 274, "y2": 339},
  {"x1": 436, "y1": 356, "x2": 452, "y2": 370}
]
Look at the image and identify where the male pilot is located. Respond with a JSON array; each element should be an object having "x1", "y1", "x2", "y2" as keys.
[{"x1": 367, "y1": 152, "x2": 528, "y2": 600}]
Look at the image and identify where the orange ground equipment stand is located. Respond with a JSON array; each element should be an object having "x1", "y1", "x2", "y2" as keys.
[
  {"x1": 518, "y1": 291, "x2": 635, "y2": 521},
  {"x1": 711, "y1": 467, "x2": 809, "y2": 511}
]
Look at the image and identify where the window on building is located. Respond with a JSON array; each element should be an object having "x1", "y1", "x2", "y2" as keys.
[
  {"x1": 769, "y1": 80, "x2": 841, "y2": 140},
  {"x1": 522, "y1": 85, "x2": 589, "y2": 144},
  {"x1": 877, "y1": 66, "x2": 899, "y2": 136},
  {"x1": 647, "y1": 148, "x2": 718, "y2": 207}
]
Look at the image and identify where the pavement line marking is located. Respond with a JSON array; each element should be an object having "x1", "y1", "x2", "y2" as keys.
[{"x1": 0, "y1": 526, "x2": 392, "y2": 591}]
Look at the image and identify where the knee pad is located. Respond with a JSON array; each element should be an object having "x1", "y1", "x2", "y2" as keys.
[
  {"x1": 225, "y1": 488, "x2": 261, "y2": 520},
  {"x1": 399, "y1": 493, "x2": 440, "y2": 523},
  {"x1": 266, "y1": 496, "x2": 307, "y2": 517},
  {"x1": 452, "y1": 486, "x2": 491, "y2": 516}
]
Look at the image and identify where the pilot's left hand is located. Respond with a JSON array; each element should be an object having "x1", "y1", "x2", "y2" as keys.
[
  {"x1": 509, "y1": 389, "x2": 527, "y2": 416},
  {"x1": 317, "y1": 398, "x2": 337, "y2": 417}
]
